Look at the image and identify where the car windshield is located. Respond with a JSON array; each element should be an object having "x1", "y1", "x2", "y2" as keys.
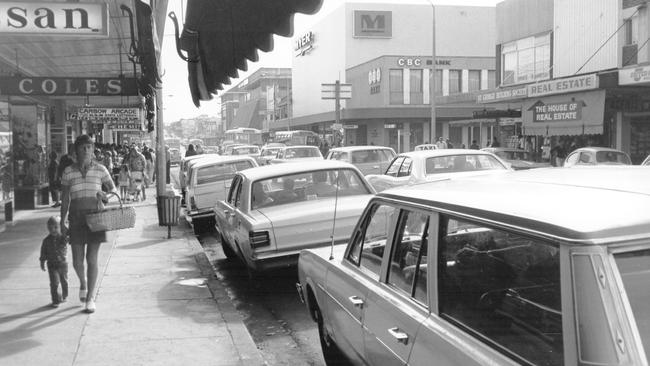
[
  {"x1": 595, "y1": 151, "x2": 631, "y2": 164},
  {"x1": 250, "y1": 168, "x2": 370, "y2": 209},
  {"x1": 284, "y1": 147, "x2": 321, "y2": 158},
  {"x1": 426, "y1": 154, "x2": 507, "y2": 174},
  {"x1": 196, "y1": 161, "x2": 253, "y2": 185},
  {"x1": 328, "y1": 151, "x2": 349, "y2": 161},
  {"x1": 233, "y1": 147, "x2": 259, "y2": 155},
  {"x1": 351, "y1": 149, "x2": 392, "y2": 163},
  {"x1": 614, "y1": 248, "x2": 650, "y2": 361}
]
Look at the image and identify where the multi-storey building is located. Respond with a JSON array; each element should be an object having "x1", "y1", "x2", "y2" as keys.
[
  {"x1": 280, "y1": 2, "x2": 496, "y2": 152},
  {"x1": 479, "y1": 0, "x2": 650, "y2": 163},
  {"x1": 219, "y1": 68, "x2": 291, "y2": 133}
]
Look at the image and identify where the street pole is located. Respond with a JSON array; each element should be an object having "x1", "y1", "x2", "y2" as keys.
[
  {"x1": 335, "y1": 80, "x2": 341, "y2": 140},
  {"x1": 429, "y1": 2, "x2": 437, "y2": 144},
  {"x1": 156, "y1": 88, "x2": 165, "y2": 196}
]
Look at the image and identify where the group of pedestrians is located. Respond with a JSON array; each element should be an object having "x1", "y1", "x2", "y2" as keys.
[{"x1": 41, "y1": 135, "x2": 168, "y2": 313}]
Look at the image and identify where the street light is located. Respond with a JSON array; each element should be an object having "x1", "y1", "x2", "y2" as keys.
[{"x1": 425, "y1": 0, "x2": 436, "y2": 144}]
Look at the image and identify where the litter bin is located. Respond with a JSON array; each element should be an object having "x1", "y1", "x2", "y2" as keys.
[{"x1": 157, "y1": 190, "x2": 181, "y2": 239}]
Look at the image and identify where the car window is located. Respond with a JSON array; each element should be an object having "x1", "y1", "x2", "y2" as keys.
[
  {"x1": 438, "y1": 216, "x2": 563, "y2": 366},
  {"x1": 425, "y1": 154, "x2": 506, "y2": 174},
  {"x1": 286, "y1": 147, "x2": 321, "y2": 158},
  {"x1": 614, "y1": 249, "x2": 650, "y2": 362},
  {"x1": 385, "y1": 157, "x2": 405, "y2": 177},
  {"x1": 595, "y1": 151, "x2": 631, "y2": 164},
  {"x1": 347, "y1": 204, "x2": 400, "y2": 280},
  {"x1": 397, "y1": 157, "x2": 413, "y2": 177},
  {"x1": 227, "y1": 175, "x2": 241, "y2": 205},
  {"x1": 234, "y1": 180, "x2": 243, "y2": 208},
  {"x1": 380, "y1": 149, "x2": 396, "y2": 161},
  {"x1": 250, "y1": 168, "x2": 371, "y2": 210},
  {"x1": 387, "y1": 210, "x2": 429, "y2": 305},
  {"x1": 328, "y1": 151, "x2": 349, "y2": 161},
  {"x1": 565, "y1": 152, "x2": 580, "y2": 166}
]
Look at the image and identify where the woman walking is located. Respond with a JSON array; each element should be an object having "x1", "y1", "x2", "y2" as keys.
[{"x1": 60, "y1": 135, "x2": 117, "y2": 313}]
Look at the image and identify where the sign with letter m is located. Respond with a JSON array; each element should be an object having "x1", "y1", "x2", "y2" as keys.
[{"x1": 354, "y1": 10, "x2": 392, "y2": 38}]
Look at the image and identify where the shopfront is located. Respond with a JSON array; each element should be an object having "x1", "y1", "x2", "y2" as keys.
[{"x1": 0, "y1": 100, "x2": 13, "y2": 229}]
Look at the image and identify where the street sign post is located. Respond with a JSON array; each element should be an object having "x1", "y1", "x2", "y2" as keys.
[{"x1": 321, "y1": 81, "x2": 352, "y2": 141}]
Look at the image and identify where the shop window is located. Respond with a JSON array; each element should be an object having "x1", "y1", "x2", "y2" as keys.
[
  {"x1": 410, "y1": 69, "x2": 423, "y2": 104},
  {"x1": 448, "y1": 70, "x2": 462, "y2": 95},
  {"x1": 501, "y1": 33, "x2": 551, "y2": 86},
  {"x1": 433, "y1": 69, "x2": 443, "y2": 96},
  {"x1": 625, "y1": 16, "x2": 638, "y2": 45},
  {"x1": 468, "y1": 70, "x2": 481, "y2": 92},
  {"x1": 390, "y1": 69, "x2": 404, "y2": 105}
]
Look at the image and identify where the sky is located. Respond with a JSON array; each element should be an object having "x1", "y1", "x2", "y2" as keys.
[{"x1": 160, "y1": 0, "x2": 501, "y2": 123}]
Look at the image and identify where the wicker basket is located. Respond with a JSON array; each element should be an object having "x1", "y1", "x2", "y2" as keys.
[{"x1": 85, "y1": 192, "x2": 136, "y2": 232}]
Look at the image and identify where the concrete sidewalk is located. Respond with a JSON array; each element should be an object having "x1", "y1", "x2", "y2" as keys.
[{"x1": 0, "y1": 188, "x2": 265, "y2": 365}]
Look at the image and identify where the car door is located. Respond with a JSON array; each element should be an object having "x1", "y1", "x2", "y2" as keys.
[
  {"x1": 363, "y1": 208, "x2": 431, "y2": 366},
  {"x1": 219, "y1": 175, "x2": 242, "y2": 245},
  {"x1": 368, "y1": 156, "x2": 404, "y2": 191},
  {"x1": 324, "y1": 203, "x2": 400, "y2": 363}
]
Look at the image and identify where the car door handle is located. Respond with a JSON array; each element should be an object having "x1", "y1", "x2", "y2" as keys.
[
  {"x1": 388, "y1": 327, "x2": 409, "y2": 345},
  {"x1": 348, "y1": 296, "x2": 364, "y2": 308}
]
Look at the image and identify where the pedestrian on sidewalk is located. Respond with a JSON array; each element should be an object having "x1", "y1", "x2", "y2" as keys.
[
  {"x1": 39, "y1": 216, "x2": 68, "y2": 308},
  {"x1": 48, "y1": 151, "x2": 61, "y2": 207},
  {"x1": 60, "y1": 134, "x2": 117, "y2": 314}
]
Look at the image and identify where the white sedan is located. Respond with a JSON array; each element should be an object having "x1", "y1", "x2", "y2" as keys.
[
  {"x1": 365, "y1": 149, "x2": 511, "y2": 192},
  {"x1": 270, "y1": 145, "x2": 323, "y2": 164},
  {"x1": 214, "y1": 160, "x2": 375, "y2": 272}
]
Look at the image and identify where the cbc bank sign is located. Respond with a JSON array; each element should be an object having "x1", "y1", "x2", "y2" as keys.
[{"x1": 354, "y1": 10, "x2": 392, "y2": 38}]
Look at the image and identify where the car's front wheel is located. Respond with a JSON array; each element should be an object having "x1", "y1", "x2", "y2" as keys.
[{"x1": 314, "y1": 305, "x2": 350, "y2": 365}]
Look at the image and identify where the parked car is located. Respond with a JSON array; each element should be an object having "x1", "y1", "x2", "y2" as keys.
[
  {"x1": 178, "y1": 154, "x2": 219, "y2": 205},
  {"x1": 214, "y1": 160, "x2": 375, "y2": 271},
  {"x1": 641, "y1": 154, "x2": 650, "y2": 166},
  {"x1": 564, "y1": 147, "x2": 631, "y2": 167},
  {"x1": 413, "y1": 144, "x2": 438, "y2": 151},
  {"x1": 482, "y1": 147, "x2": 550, "y2": 170},
  {"x1": 365, "y1": 149, "x2": 510, "y2": 192},
  {"x1": 297, "y1": 166, "x2": 650, "y2": 366},
  {"x1": 169, "y1": 148, "x2": 182, "y2": 165},
  {"x1": 326, "y1": 146, "x2": 396, "y2": 175},
  {"x1": 270, "y1": 145, "x2": 323, "y2": 164},
  {"x1": 228, "y1": 144, "x2": 261, "y2": 157},
  {"x1": 257, "y1": 144, "x2": 286, "y2": 165},
  {"x1": 185, "y1": 155, "x2": 258, "y2": 234}
]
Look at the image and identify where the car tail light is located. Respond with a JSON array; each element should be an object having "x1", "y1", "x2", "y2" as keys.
[{"x1": 249, "y1": 231, "x2": 270, "y2": 249}]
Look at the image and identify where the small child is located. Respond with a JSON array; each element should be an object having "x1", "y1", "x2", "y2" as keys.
[
  {"x1": 39, "y1": 216, "x2": 68, "y2": 308},
  {"x1": 130, "y1": 170, "x2": 148, "y2": 202},
  {"x1": 117, "y1": 164, "x2": 131, "y2": 202}
]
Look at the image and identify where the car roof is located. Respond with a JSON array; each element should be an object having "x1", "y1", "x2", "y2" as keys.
[
  {"x1": 329, "y1": 145, "x2": 395, "y2": 153},
  {"x1": 281, "y1": 145, "x2": 319, "y2": 150},
  {"x1": 191, "y1": 155, "x2": 256, "y2": 168},
  {"x1": 398, "y1": 149, "x2": 494, "y2": 158},
  {"x1": 482, "y1": 147, "x2": 525, "y2": 152},
  {"x1": 570, "y1": 147, "x2": 626, "y2": 154},
  {"x1": 240, "y1": 160, "x2": 359, "y2": 180},
  {"x1": 233, "y1": 145, "x2": 259, "y2": 149},
  {"x1": 380, "y1": 167, "x2": 650, "y2": 244}
]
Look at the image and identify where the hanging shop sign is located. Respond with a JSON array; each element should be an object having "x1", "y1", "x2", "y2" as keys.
[
  {"x1": 0, "y1": 2, "x2": 109, "y2": 36},
  {"x1": 0, "y1": 77, "x2": 138, "y2": 96},
  {"x1": 528, "y1": 100, "x2": 586, "y2": 122},
  {"x1": 343, "y1": 124, "x2": 358, "y2": 129},
  {"x1": 527, "y1": 74, "x2": 598, "y2": 98},
  {"x1": 70, "y1": 107, "x2": 141, "y2": 124},
  {"x1": 473, "y1": 109, "x2": 521, "y2": 119},
  {"x1": 619, "y1": 65, "x2": 650, "y2": 85}
]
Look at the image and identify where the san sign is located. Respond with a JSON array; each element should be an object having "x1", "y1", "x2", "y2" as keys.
[{"x1": 0, "y1": 2, "x2": 108, "y2": 36}]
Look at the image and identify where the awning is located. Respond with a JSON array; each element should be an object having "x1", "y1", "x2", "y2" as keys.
[
  {"x1": 522, "y1": 90, "x2": 605, "y2": 136},
  {"x1": 177, "y1": 0, "x2": 323, "y2": 106}
]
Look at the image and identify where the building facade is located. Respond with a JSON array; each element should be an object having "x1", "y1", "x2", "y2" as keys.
[
  {"x1": 219, "y1": 68, "x2": 292, "y2": 133},
  {"x1": 276, "y1": 2, "x2": 496, "y2": 152},
  {"x1": 479, "y1": 0, "x2": 650, "y2": 164}
]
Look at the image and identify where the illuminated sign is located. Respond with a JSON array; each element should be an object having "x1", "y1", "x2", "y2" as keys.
[{"x1": 0, "y1": 2, "x2": 108, "y2": 36}]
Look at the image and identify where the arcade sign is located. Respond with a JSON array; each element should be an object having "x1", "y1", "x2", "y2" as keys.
[
  {"x1": 0, "y1": 76, "x2": 138, "y2": 96},
  {"x1": 0, "y1": 2, "x2": 109, "y2": 36}
]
